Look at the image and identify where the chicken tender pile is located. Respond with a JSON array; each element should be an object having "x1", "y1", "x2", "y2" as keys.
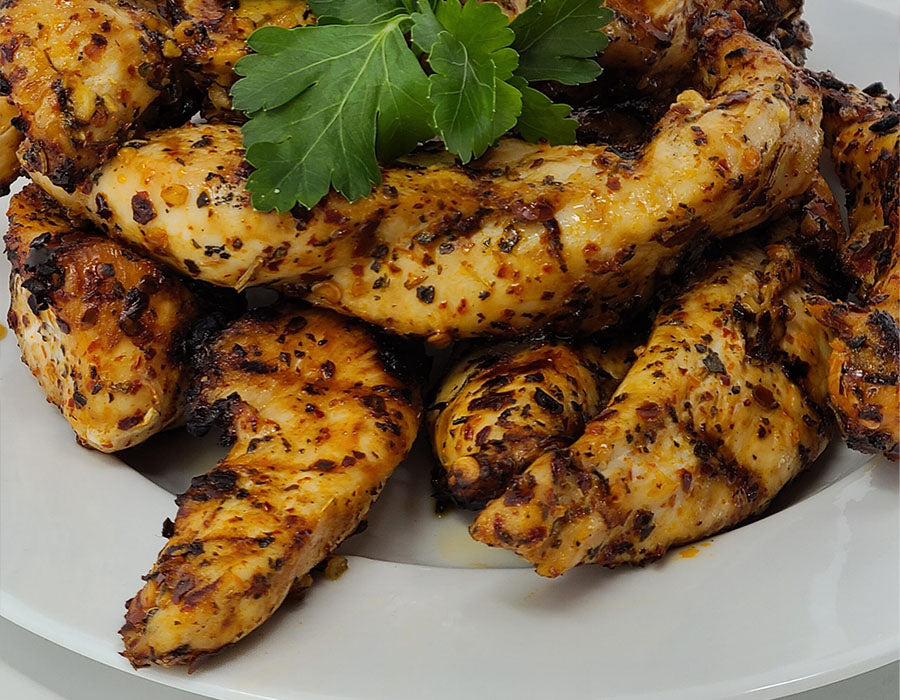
[{"x1": 0, "y1": 0, "x2": 895, "y2": 671}]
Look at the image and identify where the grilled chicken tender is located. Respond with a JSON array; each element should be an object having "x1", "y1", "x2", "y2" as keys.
[
  {"x1": 37, "y1": 14, "x2": 821, "y2": 340},
  {"x1": 0, "y1": 0, "x2": 176, "y2": 190},
  {"x1": 806, "y1": 78, "x2": 899, "y2": 460},
  {"x1": 470, "y1": 182, "x2": 840, "y2": 576},
  {"x1": 120, "y1": 305, "x2": 422, "y2": 668},
  {"x1": 161, "y1": 0, "x2": 313, "y2": 109},
  {"x1": 429, "y1": 338, "x2": 635, "y2": 509},
  {"x1": 598, "y1": 0, "x2": 807, "y2": 91},
  {"x1": 0, "y1": 98, "x2": 22, "y2": 193},
  {"x1": 5, "y1": 185, "x2": 202, "y2": 452}
]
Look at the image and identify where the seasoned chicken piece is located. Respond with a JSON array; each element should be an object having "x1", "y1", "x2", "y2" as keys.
[
  {"x1": 166, "y1": 0, "x2": 801, "y2": 100},
  {"x1": 806, "y1": 78, "x2": 899, "y2": 460},
  {"x1": 120, "y1": 305, "x2": 422, "y2": 668},
  {"x1": 0, "y1": 0, "x2": 177, "y2": 190},
  {"x1": 470, "y1": 181, "x2": 840, "y2": 576},
  {"x1": 597, "y1": 0, "x2": 806, "y2": 91},
  {"x1": 38, "y1": 14, "x2": 821, "y2": 341},
  {"x1": 0, "y1": 98, "x2": 22, "y2": 193},
  {"x1": 5, "y1": 185, "x2": 204, "y2": 452},
  {"x1": 428, "y1": 337, "x2": 636, "y2": 509},
  {"x1": 162, "y1": 0, "x2": 313, "y2": 103}
]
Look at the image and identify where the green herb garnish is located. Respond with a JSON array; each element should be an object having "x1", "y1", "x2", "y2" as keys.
[{"x1": 232, "y1": 0, "x2": 613, "y2": 211}]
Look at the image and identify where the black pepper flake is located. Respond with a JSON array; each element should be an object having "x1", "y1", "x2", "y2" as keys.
[
  {"x1": 533, "y1": 388, "x2": 563, "y2": 414},
  {"x1": 30, "y1": 232, "x2": 52, "y2": 248},
  {"x1": 869, "y1": 113, "x2": 899, "y2": 133},
  {"x1": 73, "y1": 391, "x2": 87, "y2": 407},
  {"x1": 131, "y1": 192, "x2": 156, "y2": 224},
  {"x1": 703, "y1": 350, "x2": 726, "y2": 374},
  {"x1": 99, "y1": 263, "x2": 115, "y2": 277},
  {"x1": 196, "y1": 191, "x2": 211, "y2": 208},
  {"x1": 416, "y1": 285, "x2": 435, "y2": 304},
  {"x1": 321, "y1": 360, "x2": 335, "y2": 379},
  {"x1": 161, "y1": 518, "x2": 175, "y2": 538}
]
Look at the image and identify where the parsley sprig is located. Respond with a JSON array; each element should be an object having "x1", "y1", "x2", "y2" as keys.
[{"x1": 232, "y1": 0, "x2": 613, "y2": 212}]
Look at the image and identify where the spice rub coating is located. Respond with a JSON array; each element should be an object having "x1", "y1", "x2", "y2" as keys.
[
  {"x1": 41, "y1": 13, "x2": 821, "y2": 340},
  {"x1": 5, "y1": 185, "x2": 202, "y2": 452},
  {"x1": 429, "y1": 337, "x2": 635, "y2": 509},
  {"x1": 0, "y1": 0, "x2": 177, "y2": 191},
  {"x1": 120, "y1": 305, "x2": 422, "y2": 667},
  {"x1": 806, "y1": 77, "x2": 899, "y2": 460},
  {"x1": 470, "y1": 184, "x2": 840, "y2": 576}
]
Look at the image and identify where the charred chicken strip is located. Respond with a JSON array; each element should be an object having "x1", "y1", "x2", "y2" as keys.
[
  {"x1": 429, "y1": 337, "x2": 635, "y2": 509},
  {"x1": 806, "y1": 78, "x2": 899, "y2": 460},
  {"x1": 470, "y1": 180, "x2": 840, "y2": 576},
  {"x1": 5, "y1": 185, "x2": 203, "y2": 451},
  {"x1": 0, "y1": 0, "x2": 179, "y2": 191},
  {"x1": 37, "y1": 13, "x2": 821, "y2": 340},
  {"x1": 597, "y1": 0, "x2": 807, "y2": 92},
  {"x1": 120, "y1": 305, "x2": 421, "y2": 667}
]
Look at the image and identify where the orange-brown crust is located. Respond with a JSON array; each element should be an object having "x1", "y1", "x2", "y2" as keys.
[
  {"x1": 120, "y1": 305, "x2": 422, "y2": 667},
  {"x1": 5, "y1": 185, "x2": 203, "y2": 451}
]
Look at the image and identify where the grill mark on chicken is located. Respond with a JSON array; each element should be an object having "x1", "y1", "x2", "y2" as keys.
[
  {"x1": 33, "y1": 13, "x2": 822, "y2": 340},
  {"x1": 428, "y1": 336, "x2": 638, "y2": 509},
  {"x1": 120, "y1": 305, "x2": 422, "y2": 668},
  {"x1": 4, "y1": 184, "x2": 205, "y2": 451},
  {"x1": 470, "y1": 181, "x2": 839, "y2": 576}
]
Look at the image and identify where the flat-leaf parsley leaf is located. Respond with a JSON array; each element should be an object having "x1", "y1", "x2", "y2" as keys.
[
  {"x1": 232, "y1": 0, "x2": 614, "y2": 211},
  {"x1": 233, "y1": 18, "x2": 432, "y2": 212},
  {"x1": 511, "y1": 76, "x2": 578, "y2": 145},
  {"x1": 308, "y1": 0, "x2": 411, "y2": 25},
  {"x1": 420, "y1": 0, "x2": 521, "y2": 162},
  {"x1": 510, "y1": 0, "x2": 613, "y2": 85}
]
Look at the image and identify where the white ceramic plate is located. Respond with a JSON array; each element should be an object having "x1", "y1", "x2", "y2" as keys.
[{"x1": 1, "y1": 2, "x2": 898, "y2": 698}]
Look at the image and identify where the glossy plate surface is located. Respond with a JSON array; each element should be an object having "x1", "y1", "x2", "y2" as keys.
[{"x1": 1, "y1": 2, "x2": 898, "y2": 698}]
